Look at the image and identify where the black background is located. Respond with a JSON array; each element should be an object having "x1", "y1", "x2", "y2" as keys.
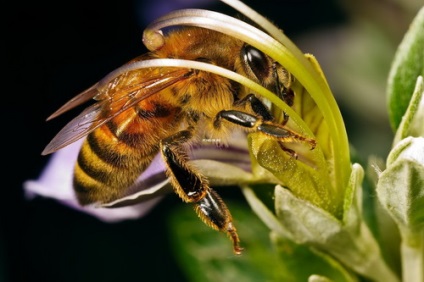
[{"x1": 3, "y1": 1, "x2": 346, "y2": 281}]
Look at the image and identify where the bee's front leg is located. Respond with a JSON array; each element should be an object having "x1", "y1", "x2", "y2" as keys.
[
  {"x1": 160, "y1": 129, "x2": 242, "y2": 255},
  {"x1": 214, "y1": 107, "x2": 316, "y2": 156}
]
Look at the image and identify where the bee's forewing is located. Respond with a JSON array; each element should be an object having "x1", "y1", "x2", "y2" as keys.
[
  {"x1": 42, "y1": 68, "x2": 190, "y2": 155},
  {"x1": 46, "y1": 84, "x2": 99, "y2": 121}
]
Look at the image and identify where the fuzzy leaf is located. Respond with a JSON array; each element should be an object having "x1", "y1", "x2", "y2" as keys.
[
  {"x1": 377, "y1": 137, "x2": 424, "y2": 236},
  {"x1": 387, "y1": 7, "x2": 424, "y2": 130},
  {"x1": 394, "y1": 76, "x2": 424, "y2": 144},
  {"x1": 376, "y1": 137, "x2": 424, "y2": 282},
  {"x1": 273, "y1": 164, "x2": 399, "y2": 281}
]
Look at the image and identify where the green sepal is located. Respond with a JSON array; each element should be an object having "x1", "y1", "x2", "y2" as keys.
[{"x1": 248, "y1": 133, "x2": 336, "y2": 216}]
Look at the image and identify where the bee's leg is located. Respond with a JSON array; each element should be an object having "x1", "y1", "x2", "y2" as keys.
[
  {"x1": 236, "y1": 93, "x2": 289, "y2": 125},
  {"x1": 236, "y1": 94, "x2": 273, "y2": 121},
  {"x1": 279, "y1": 88, "x2": 294, "y2": 125},
  {"x1": 238, "y1": 93, "x2": 295, "y2": 125},
  {"x1": 214, "y1": 110, "x2": 316, "y2": 151},
  {"x1": 272, "y1": 62, "x2": 294, "y2": 125},
  {"x1": 229, "y1": 94, "x2": 315, "y2": 148},
  {"x1": 278, "y1": 143, "x2": 298, "y2": 159},
  {"x1": 194, "y1": 189, "x2": 242, "y2": 255},
  {"x1": 160, "y1": 130, "x2": 242, "y2": 255}
]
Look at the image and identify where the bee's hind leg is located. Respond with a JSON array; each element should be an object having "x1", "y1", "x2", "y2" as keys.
[{"x1": 160, "y1": 129, "x2": 242, "y2": 255}]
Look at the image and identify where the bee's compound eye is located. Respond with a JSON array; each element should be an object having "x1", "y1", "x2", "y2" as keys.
[{"x1": 241, "y1": 44, "x2": 269, "y2": 82}]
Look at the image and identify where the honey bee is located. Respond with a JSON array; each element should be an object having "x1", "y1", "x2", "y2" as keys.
[{"x1": 42, "y1": 25, "x2": 316, "y2": 255}]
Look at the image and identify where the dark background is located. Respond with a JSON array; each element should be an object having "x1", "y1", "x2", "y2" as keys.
[{"x1": 3, "y1": 1, "x2": 354, "y2": 281}]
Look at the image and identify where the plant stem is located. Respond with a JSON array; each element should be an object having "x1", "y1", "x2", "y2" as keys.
[{"x1": 401, "y1": 229, "x2": 424, "y2": 282}]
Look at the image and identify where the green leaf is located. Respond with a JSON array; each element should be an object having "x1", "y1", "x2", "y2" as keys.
[
  {"x1": 168, "y1": 202, "x2": 293, "y2": 282},
  {"x1": 271, "y1": 233, "x2": 359, "y2": 282},
  {"x1": 393, "y1": 76, "x2": 424, "y2": 144},
  {"x1": 387, "y1": 7, "x2": 424, "y2": 130},
  {"x1": 168, "y1": 201, "x2": 356, "y2": 282}
]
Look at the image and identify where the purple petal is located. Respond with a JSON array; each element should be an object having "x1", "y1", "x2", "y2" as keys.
[
  {"x1": 23, "y1": 138, "x2": 164, "y2": 223},
  {"x1": 190, "y1": 143, "x2": 252, "y2": 172}
]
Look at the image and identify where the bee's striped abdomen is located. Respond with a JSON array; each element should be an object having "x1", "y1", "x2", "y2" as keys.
[{"x1": 74, "y1": 100, "x2": 180, "y2": 205}]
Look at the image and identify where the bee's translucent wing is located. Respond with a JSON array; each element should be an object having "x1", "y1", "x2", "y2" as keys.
[
  {"x1": 42, "y1": 102, "x2": 105, "y2": 155},
  {"x1": 42, "y1": 69, "x2": 190, "y2": 155},
  {"x1": 46, "y1": 84, "x2": 99, "y2": 121}
]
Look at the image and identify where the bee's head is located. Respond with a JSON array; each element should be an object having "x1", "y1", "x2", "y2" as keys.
[{"x1": 240, "y1": 44, "x2": 293, "y2": 105}]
